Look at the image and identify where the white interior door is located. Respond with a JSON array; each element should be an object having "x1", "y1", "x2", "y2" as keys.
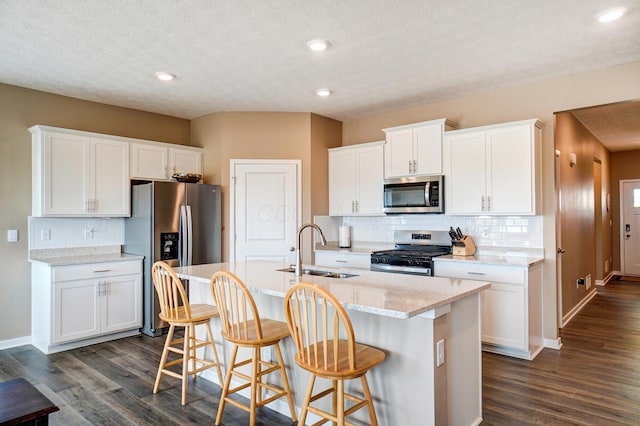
[
  {"x1": 621, "y1": 180, "x2": 640, "y2": 275},
  {"x1": 231, "y1": 160, "x2": 300, "y2": 263}
]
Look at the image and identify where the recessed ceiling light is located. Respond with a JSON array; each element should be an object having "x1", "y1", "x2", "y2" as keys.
[
  {"x1": 307, "y1": 39, "x2": 331, "y2": 51},
  {"x1": 155, "y1": 71, "x2": 176, "y2": 81},
  {"x1": 316, "y1": 88, "x2": 332, "y2": 97},
  {"x1": 595, "y1": 7, "x2": 626, "y2": 23}
]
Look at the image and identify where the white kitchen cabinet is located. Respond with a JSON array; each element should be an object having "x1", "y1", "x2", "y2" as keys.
[
  {"x1": 131, "y1": 142, "x2": 203, "y2": 180},
  {"x1": 30, "y1": 126, "x2": 130, "y2": 217},
  {"x1": 443, "y1": 119, "x2": 543, "y2": 215},
  {"x1": 434, "y1": 260, "x2": 543, "y2": 360},
  {"x1": 31, "y1": 260, "x2": 142, "y2": 354},
  {"x1": 382, "y1": 118, "x2": 455, "y2": 178},
  {"x1": 314, "y1": 251, "x2": 371, "y2": 269},
  {"x1": 329, "y1": 141, "x2": 384, "y2": 216}
]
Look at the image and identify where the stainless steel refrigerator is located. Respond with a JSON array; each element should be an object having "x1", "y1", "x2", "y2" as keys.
[{"x1": 124, "y1": 181, "x2": 221, "y2": 337}]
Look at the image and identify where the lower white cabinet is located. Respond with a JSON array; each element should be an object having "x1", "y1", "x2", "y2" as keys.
[
  {"x1": 435, "y1": 260, "x2": 543, "y2": 360},
  {"x1": 314, "y1": 251, "x2": 371, "y2": 270},
  {"x1": 32, "y1": 260, "x2": 142, "y2": 354}
]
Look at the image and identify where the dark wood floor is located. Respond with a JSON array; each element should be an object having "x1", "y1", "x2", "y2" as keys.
[{"x1": 2, "y1": 278, "x2": 640, "y2": 425}]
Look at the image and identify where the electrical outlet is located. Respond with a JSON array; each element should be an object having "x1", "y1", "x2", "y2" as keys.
[
  {"x1": 436, "y1": 339, "x2": 445, "y2": 367},
  {"x1": 84, "y1": 228, "x2": 95, "y2": 239},
  {"x1": 41, "y1": 229, "x2": 51, "y2": 240}
]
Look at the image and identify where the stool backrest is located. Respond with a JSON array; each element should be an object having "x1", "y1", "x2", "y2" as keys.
[
  {"x1": 284, "y1": 282, "x2": 356, "y2": 372},
  {"x1": 210, "y1": 270, "x2": 263, "y2": 341},
  {"x1": 152, "y1": 261, "x2": 191, "y2": 320}
]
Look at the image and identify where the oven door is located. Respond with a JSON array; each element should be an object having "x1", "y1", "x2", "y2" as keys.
[{"x1": 383, "y1": 175, "x2": 444, "y2": 214}]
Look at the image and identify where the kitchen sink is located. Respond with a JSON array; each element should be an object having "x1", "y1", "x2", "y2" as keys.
[{"x1": 277, "y1": 267, "x2": 358, "y2": 279}]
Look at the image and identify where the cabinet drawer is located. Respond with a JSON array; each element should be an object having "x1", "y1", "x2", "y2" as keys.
[
  {"x1": 315, "y1": 252, "x2": 370, "y2": 270},
  {"x1": 53, "y1": 260, "x2": 141, "y2": 282},
  {"x1": 435, "y1": 261, "x2": 525, "y2": 285}
]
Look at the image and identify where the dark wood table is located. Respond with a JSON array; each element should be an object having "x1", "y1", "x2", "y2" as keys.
[{"x1": 0, "y1": 378, "x2": 59, "y2": 425}]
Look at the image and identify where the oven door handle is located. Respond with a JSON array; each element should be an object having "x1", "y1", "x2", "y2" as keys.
[{"x1": 370, "y1": 263, "x2": 432, "y2": 275}]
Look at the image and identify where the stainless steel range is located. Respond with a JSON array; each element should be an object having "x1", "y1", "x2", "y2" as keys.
[{"x1": 370, "y1": 230, "x2": 452, "y2": 276}]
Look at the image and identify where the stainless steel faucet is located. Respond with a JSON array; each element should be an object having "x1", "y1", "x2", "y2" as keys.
[{"x1": 295, "y1": 223, "x2": 327, "y2": 276}]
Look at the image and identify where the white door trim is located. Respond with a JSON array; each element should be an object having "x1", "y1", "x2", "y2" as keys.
[
  {"x1": 619, "y1": 178, "x2": 640, "y2": 275},
  {"x1": 228, "y1": 159, "x2": 302, "y2": 262}
]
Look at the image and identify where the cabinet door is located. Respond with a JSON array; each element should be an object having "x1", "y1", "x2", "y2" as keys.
[
  {"x1": 43, "y1": 133, "x2": 90, "y2": 215},
  {"x1": 91, "y1": 138, "x2": 130, "y2": 215},
  {"x1": 170, "y1": 149, "x2": 202, "y2": 175},
  {"x1": 329, "y1": 149, "x2": 357, "y2": 216},
  {"x1": 53, "y1": 280, "x2": 99, "y2": 344},
  {"x1": 486, "y1": 125, "x2": 533, "y2": 214},
  {"x1": 444, "y1": 131, "x2": 486, "y2": 214},
  {"x1": 355, "y1": 145, "x2": 383, "y2": 215},
  {"x1": 384, "y1": 129, "x2": 413, "y2": 178},
  {"x1": 481, "y1": 282, "x2": 526, "y2": 350},
  {"x1": 131, "y1": 143, "x2": 168, "y2": 180},
  {"x1": 413, "y1": 124, "x2": 442, "y2": 175},
  {"x1": 101, "y1": 274, "x2": 142, "y2": 333}
]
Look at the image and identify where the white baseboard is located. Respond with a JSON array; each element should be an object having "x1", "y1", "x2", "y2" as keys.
[
  {"x1": 543, "y1": 337, "x2": 562, "y2": 350},
  {"x1": 561, "y1": 289, "x2": 598, "y2": 328},
  {"x1": 0, "y1": 336, "x2": 32, "y2": 350},
  {"x1": 596, "y1": 272, "x2": 615, "y2": 286}
]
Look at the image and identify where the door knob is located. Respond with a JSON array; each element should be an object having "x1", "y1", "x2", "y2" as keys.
[
  {"x1": 557, "y1": 248, "x2": 566, "y2": 254},
  {"x1": 289, "y1": 246, "x2": 295, "y2": 252}
]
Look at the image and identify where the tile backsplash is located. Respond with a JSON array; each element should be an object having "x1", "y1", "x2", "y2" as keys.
[
  {"x1": 315, "y1": 214, "x2": 543, "y2": 249},
  {"x1": 28, "y1": 217, "x2": 125, "y2": 250}
]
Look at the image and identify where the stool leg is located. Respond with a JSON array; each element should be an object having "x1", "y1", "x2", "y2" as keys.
[
  {"x1": 204, "y1": 321, "x2": 223, "y2": 385},
  {"x1": 332, "y1": 379, "x2": 338, "y2": 426},
  {"x1": 361, "y1": 375, "x2": 378, "y2": 426},
  {"x1": 154, "y1": 324, "x2": 175, "y2": 394},
  {"x1": 181, "y1": 325, "x2": 190, "y2": 405},
  {"x1": 190, "y1": 325, "x2": 197, "y2": 379},
  {"x1": 216, "y1": 344, "x2": 239, "y2": 426},
  {"x1": 250, "y1": 347, "x2": 259, "y2": 426},
  {"x1": 336, "y1": 379, "x2": 345, "y2": 426},
  {"x1": 274, "y1": 342, "x2": 297, "y2": 423},
  {"x1": 299, "y1": 374, "x2": 316, "y2": 426}
]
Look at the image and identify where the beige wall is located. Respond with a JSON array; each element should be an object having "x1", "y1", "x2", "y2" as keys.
[
  {"x1": 610, "y1": 150, "x2": 640, "y2": 271},
  {"x1": 342, "y1": 60, "x2": 640, "y2": 340},
  {"x1": 190, "y1": 111, "x2": 341, "y2": 262},
  {"x1": 0, "y1": 83, "x2": 190, "y2": 342},
  {"x1": 555, "y1": 112, "x2": 611, "y2": 318}
]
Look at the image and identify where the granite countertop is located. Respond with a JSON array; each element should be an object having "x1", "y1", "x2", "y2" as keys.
[
  {"x1": 29, "y1": 246, "x2": 144, "y2": 266},
  {"x1": 314, "y1": 241, "x2": 393, "y2": 255},
  {"x1": 436, "y1": 254, "x2": 544, "y2": 268},
  {"x1": 175, "y1": 260, "x2": 489, "y2": 320}
]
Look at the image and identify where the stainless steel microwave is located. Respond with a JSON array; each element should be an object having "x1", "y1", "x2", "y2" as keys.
[{"x1": 383, "y1": 175, "x2": 444, "y2": 214}]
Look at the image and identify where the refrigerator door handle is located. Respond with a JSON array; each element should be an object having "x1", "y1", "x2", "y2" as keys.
[
  {"x1": 180, "y1": 205, "x2": 188, "y2": 266},
  {"x1": 186, "y1": 205, "x2": 193, "y2": 266}
]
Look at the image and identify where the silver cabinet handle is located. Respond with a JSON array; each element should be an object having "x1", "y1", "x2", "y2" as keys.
[
  {"x1": 335, "y1": 260, "x2": 348, "y2": 263},
  {"x1": 481, "y1": 196, "x2": 485, "y2": 211},
  {"x1": 467, "y1": 272, "x2": 486, "y2": 276},
  {"x1": 487, "y1": 195, "x2": 491, "y2": 211},
  {"x1": 93, "y1": 269, "x2": 111, "y2": 273}
]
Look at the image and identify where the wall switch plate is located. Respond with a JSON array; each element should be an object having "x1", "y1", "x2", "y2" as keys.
[
  {"x1": 7, "y1": 229, "x2": 18, "y2": 242},
  {"x1": 436, "y1": 339, "x2": 445, "y2": 367}
]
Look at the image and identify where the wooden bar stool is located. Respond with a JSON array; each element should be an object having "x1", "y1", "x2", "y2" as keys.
[
  {"x1": 210, "y1": 270, "x2": 297, "y2": 426},
  {"x1": 152, "y1": 261, "x2": 223, "y2": 405},
  {"x1": 284, "y1": 282, "x2": 386, "y2": 426}
]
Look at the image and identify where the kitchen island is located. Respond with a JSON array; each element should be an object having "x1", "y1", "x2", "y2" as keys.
[{"x1": 175, "y1": 260, "x2": 489, "y2": 426}]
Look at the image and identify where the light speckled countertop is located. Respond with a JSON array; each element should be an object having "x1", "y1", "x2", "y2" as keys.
[
  {"x1": 175, "y1": 260, "x2": 489, "y2": 319},
  {"x1": 314, "y1": 241, "x2": 392, "y2": 255},
  {"x1": 29, "y1": 245, "x2": 143, "y2": 266},
  {"x1": 436, "y1": 254, "x2": 544, "y2": 268}
]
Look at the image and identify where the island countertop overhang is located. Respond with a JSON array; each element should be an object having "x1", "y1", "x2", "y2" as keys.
[{"x1": 174, "y1": 260, "x2": 490, "y2": 319}]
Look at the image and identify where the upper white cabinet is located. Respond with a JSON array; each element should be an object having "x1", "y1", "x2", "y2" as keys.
[
  {"x1": 382, "y1": 118, "x2": 456, "y2": 178},
  {"x1": 329, "y1": 141, "x2": 384, "y2": 216},
  {"x1": 31, "y1": 126, "x2": 130, "y2": 217},
  {"x1": 443, "y1": 119, "x2": 543, "y2": 215},
  {"x1": 131, "y1": 142, "x2": 202, "y2": 180}
]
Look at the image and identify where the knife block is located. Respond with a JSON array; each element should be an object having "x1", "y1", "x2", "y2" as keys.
[{"x1": 452, "y1": 235, "x2": 477, "y2": 256}]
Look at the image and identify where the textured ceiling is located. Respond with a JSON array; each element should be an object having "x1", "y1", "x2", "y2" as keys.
[
  {"x1": 1, "y1": 0, "x2": 639, "y2": 146},
  {"x1": 572, "y1": 101, "x2": 640, "y2": 152}
]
